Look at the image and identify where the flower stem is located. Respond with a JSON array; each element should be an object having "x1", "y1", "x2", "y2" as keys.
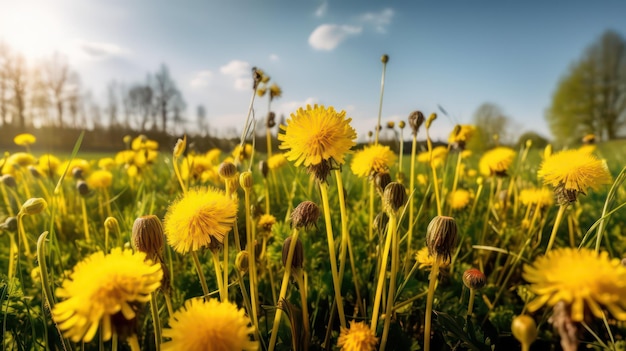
[
  {"x1": 80, "y1": 197, "x2": 91, "y2": 243},
  {"x1": 191, "y1": 250, "x2": 211, "y2": 298},
  {"x1": 244, "y1": 187, "x2": 259, "y2": 330},
  {"x1": 467, "y1": 288, "x2": 475, "y2": 316},
  {"x1": 380, "y1": 212, "x2": 399, "y2": 351},
  {"x1": 370, "y1": 213, "x2": 396, "y2": 332},
  {"x1": 149, "y1": 292, "x2": 161, "y2": 351},
  {"x1": 319, "y1": 182, "x2": 347, "y2": 328},
  {"x1": 424, "y1": 258, "x2": 440, "y2": 351},
  {"x1": 546, "y1": 204, "x2": 568, "y2": 253},
  {"x1": 407, "y1": 133, "x2": 418, "y2": 252}
]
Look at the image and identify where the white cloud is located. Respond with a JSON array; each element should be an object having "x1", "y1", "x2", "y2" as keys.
[
  {"x1": 277, "y1": 98, "x2": 320, "y2": 116},
  {"x1": 315, "y1": 1, "x2": 327, "y2": 17},
  {"x1": 358, "y1": 8, "x2": 394, "y2": 33},
  {"x1": 75, "y1": 40, "x2": 126, "y2": 59},
  {"x1": 269, "y1": 54, "x2": 280, "y2": 62},
  {"x1": 308, "y1": 24, "x2": 362, "y2": 51},
  {"x1": 190, "y1": 70, "x2": 213, "y2": 88},
  {"x1": 220, "y1": 60, "x2": 253, "y2": 91}
]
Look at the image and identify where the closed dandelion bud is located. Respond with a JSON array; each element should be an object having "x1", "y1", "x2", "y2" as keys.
[
  {"x1": 104, "y1": 217, "x2": 120, "y2": 235},
  {"x1": 266, "y1": 112, "x2": 276, "y2": 128},
  {"x1": 72, "y1": 167, "x2": 83, "y2": 180},
  {"x1": 511, "y1": 315, "x2": 537, "y2": 347},
  {"x1": 525, "y1": 139, "x2": 533, "y2": 149},
  {"x1": 381, "y1": 54, "x2": 389, "y2": 63},
  {"x1": 239, "y1": 171, "x2": 253, "y2": 190},
  {"x1": 259, "y1": 161, "x2": 269, "y2": 178},
  {"x1": 20, "y1": 198, "x2": 47, "y2": 215},
  {"x1": 374, "y1": 171, "x2": 392, "y2": 195},
  {"x1": 173, "y1": 136, "x2": 186, "y2": 158},
  {"x1": 386, "y1": 121, "x2": 395, "y2": 129},
  {"x1": 426, "y1": 215, "x2": 458, "y2": 261},
  {"x1": 28, "y1": 165, "x2": 41, "y2": 178},
  {"x1": 218, "y1": 161, "x2": 238, "y2": 180},
  {"x1": 1, "y1": 174, "x2": 16, "y2": 188},
  {"x1": 368, "y1": 131, "x2": 373, "y2": 138},
  {"x1": 462, "y1": 268, "x2": 487, "y2": 290},
  {"x1": 2, "y1": 217, "x2": 18, "y2": 232},
  {"x1": 76, "y1": 180, "x2": 89, "y2": 196},
  {"x1": 291, "y1": 201, "x2": 319, "y2": 229},
  {"x1": 383, "y1": 182, "x2": 407, "y2": 214},
  {"x1": 398, "y1": 120, "x2": 406, "y2": 129},
  {"x1": 425, "y1": 113, "x2": 437, "y2": 129},
  {"x1": 282, "y1": 236, "x2": 304, "y2": 269},
  {"x1": 236, "y1": 251, "x2": 249, "y2": 274},
  {"x1": 408, "y1": 111, "x2": 425, "y2": 136},
  {"x1": 374, "y1": 212, "x2": 389, "y2": 237},
  {"x1": 132, "y1": 215, "x2": 165, "y2": 262}
]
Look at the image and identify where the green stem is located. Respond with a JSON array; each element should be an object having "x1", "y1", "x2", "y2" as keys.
[
  {"x1": 467, "y1": 289, "x2": 475, "y2": 316},
  {"x1": 244, "y1": 188, "x2": 259, "y2": 331},
  {"x1": 424, "y1": 258, "x2": 440, "y2": 351},
  {"x1": 80, "y1": 197, "x2": 91, "y2": 243},
  {"x1": 380, "y1": 212, "x2": 399, "y2": 351},
  {"x1": 407, "y1": 134, "x2": 418, "y2": 252},
  {"x1": 334, "y1": 170, "x2": 349, "y2": 294},
  {"x1": 149, "y1": 292, "x2": 161, "y2": 351},
  {"x1": 191, "y1": 251, "x2": 211, "y2": 298},
  {"x1": 374, "y1": 57, "x2": 388, "y2": 145},
  {"x1": 370, "y1": 214, "x2": 397, "y2": 332},
  {"x1": 546, "y1": 204, "x2": 568, "y2": 253}
]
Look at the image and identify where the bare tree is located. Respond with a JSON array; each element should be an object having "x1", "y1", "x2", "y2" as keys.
[
  {"x1": 40, "y1": 53, "x2": 80, "y2": 128},
  {"x1": 153, "y1": 64, "x2": 185, "y2": 133},
  {"x1": 0, "y1": 42, "x2": 9, "y2": 126},
  {"x1": 197, "y1": 104, "x2": 208, "y2": 136},
  {"x1": 7, "y1": 54, "x2": 28, "y2": 129},
  {"x1": 106, "y1": 80, "x2": 120, "y2": 128},
  {"x1": 128, "y1": 84, "x2": 154, "y2": 132}
]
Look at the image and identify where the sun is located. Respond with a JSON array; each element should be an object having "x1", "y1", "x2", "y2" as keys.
[{"x1": 0, "y1": 2, "x2": 67, "y2": 60}]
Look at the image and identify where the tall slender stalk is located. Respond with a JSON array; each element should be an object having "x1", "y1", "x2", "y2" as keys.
[
  {"x1": 407, "y1": 131, "x2": 418, "y2": 252},
  {"x1": 370, "y1": 213, "x2": 396, "y2": 332},
  {"x1": 546, "y1": 204, "x2": 568, "y2": 253},
  {"x1": 374, "y1": 55, "x2": 389, "y2": 145},
  {"x1": 380, "y1": 212, "x2": 399, "y2": 350},
  {"x1": 424, "y1": 258, "x2": 441, "y2": 351}
]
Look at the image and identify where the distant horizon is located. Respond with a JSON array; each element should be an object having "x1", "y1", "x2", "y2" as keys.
[{"x1": 1, "y1": 0, "x2": 626, "y2": 143}]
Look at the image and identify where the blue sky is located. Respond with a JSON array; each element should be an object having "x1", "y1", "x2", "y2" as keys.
[{"x1": 1, "y1": 0, "x2": 625, "y2": 142}]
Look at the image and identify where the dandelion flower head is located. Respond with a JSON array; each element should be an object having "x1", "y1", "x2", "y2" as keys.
[
  {"x1": 447, "y1": 189, "x2": 471, "y2": 210},
  {"x1": 479, "y1": 147, "x2": 516, "y2": 176},
  {"x1": 538, "y1": 149, "x2": 611, "y2": 194},
  {"x1": 519, "y1": 188, "x2": 554, "y2": 208},
  {"x1": 13, "y1": 133, "x2": 36, "y2": 146},
  {"x1": 523, "y1": 248, "x2": 626, "y2": 322},
  {"x1": 278, "y1": 104, "x2": 357, "y2": 167},
  {"x1": 162, "y1": 298, "x2": 258, "y2": 351},
  {"x1": 448, "y1": 124, "x2": 475, "y2": 149},
  {"x1": 232, "y1": 143, "x2": 253, "y2": 163},
  {"x1": 267, "y1": 153, "x2": 287, "y2": 170},
  {"x1": 257, "y1": 214, "x2": 277, "y2": 233},
  {"x1": 417, "y1": 146, "x2": 448, "y2": 168},
  {"x1": 415, "y1": 247, "x2": 450, "y2": 270},
  {"x1": 52, "y1": 248, "x2": 162, "y2": 342},
  {"x1": 87, "y1": 170, "x2": 113, "y2": 189},
  {"x1": 337, "y1": 321, "x2": 378, "y2": 351},
  {"x1": 350, "y1": 144, "x2": 396, "y2": 178},
  {"x1": 164, "y1": 187, "x2": 238, "y2": 253}
]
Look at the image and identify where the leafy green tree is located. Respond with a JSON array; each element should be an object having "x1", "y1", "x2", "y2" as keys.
[
  {"x1": 547, "y1": 30, "x2": 626, "y2": 145},
  {"x1": 467, "y1": 102, "x2": 513, "y2": 151}
]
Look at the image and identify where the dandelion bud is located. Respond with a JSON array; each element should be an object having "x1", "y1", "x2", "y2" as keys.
[
  {"x1": 259, "y1": 161, "x2": 269, "y2": 178},
  {"x1": 511, "y1": 315, "x2": 537, "y2": 348},
  {"x1": 381, "y1": 54, "x2": 389, "y2": 63},
  {"x1": 173, "y1": 136, "x2": 186, "y2": 158},
  {"x1": 291, "y1": 201, "x2": 319, "y2": 229},
  {"x1": 2, "y1": 217, "x2": 17, "y2": 232},
  {"x1": 408, "y1": 111, "x2": 425, "y2": 136},
  {"x1": 235, "y1": 251, "x2": 249, "y2": 274},
  {"x1": 123, "y1": 135, "x2": 132, "y2": 145},
  {"x1": 582, "y1": 134, "x2": 596, "y2": 144},
  {"x1": 282, "y1": 236, "x2": 304, "y2": 269},
  {"x1": 398, "y1": 121, "x2": 406, "y2": 129},
  {"x1": 1, "y1": 174, "x2": 16, "y2": 188},
  {"x1": 132, "y1": 215, "x2": 165, "y2": 262},
  {"x1": 462, "y1": 268, "x2": 487, "y2": 290},
  {"x1": 368, "y1": 131, "x2": 373, "y2": 138},
  {"x1": 28, "y1": 165, "x2": 41, "y2": 178},
  {"x1": 374, "y1": 171, "x2": 392, "y2": 195},
  {"x1": 554, "y1": 184, "x2": 578, "y2": 206},
  {"x1": 266, "y1": 112, "x2": 276, "y2": 128},
  {"x1": 426, "y1": 215, "x2": 458, "y2": 261},
  {"x1": 20, "y1": 198, "x2": 47, "y2": 216},
  {"x1": 374, "y1": 212, "x2": 389, "y2": 237},
  {"x1": 425, "y1": 113, "x2": 437, "y2": 129},
  {"x1": 240, "y1": 171, "x2": 253, "y2": 190},
  {"x1": 386, "y1": 121, "x2": 395, "y2": 129},
  {"x1": 525, "y1": 139, "x2": 533, "y2": 149},
  {"x1": 72, "y1": 167, "x2": 83, "y2": 180},
  {"x1": 76, "y1": 180, "x2": 89, "y2": 196},
  {"x1": 383, "y1": 182, "x2": 407, "y2": 214},
  {"x1": 218, "y1": 161, "x2": 238, "y2": 180}
]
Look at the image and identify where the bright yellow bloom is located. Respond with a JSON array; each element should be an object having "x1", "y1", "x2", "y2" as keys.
[
  {"x1": 2, "y1": 152, "x2": 36, "y2": 175},
  {"x1": 58, "y1": 159, "x2": 91, "y2": 177},
  {"x1": 269, "y1": 83, "x2": 282, "y2": 100},
  {"x1": 98, "y1": 157, "x2": 116, "y2": 171},
  {"x1": 337, "y1": 321, "x2": 378, "y2": 351},
  {"x1": 447, "y1": 189, "x2": 471, "y2": 210},
  {"x1": 131, "y1": 135, "x2": 159, "y2": 151},
  {"x1": 578, "y1": 144, "x2": 596, "y2": 155},
  {"x1": 523, "y1": 248, "x2": 626, "y2": 322},
  {"x1": 519, "y1": 188, "x2": 554, "y2": 207},
  {"x1": 350, "y1": 144, "x2": 396, "y2": 178},
  {"x1": 87, "y1": 170, "x2": 113, "y2": 189},
  {"x1": 538, "y1": 149, "x2": 611, "y2": 194},
  {"x1": 162, "y1": 298, "x2": 258, "y2": 351},
  {"x1": 38, "y1": 154, "x2": 61, "y2": 176},
  {"x1": 232, "y1": 143, "x2": 253, "y2": 162},
  {"x1": 478, "y1": 147, "x2": 516, "y2": 176},
  {"x1": 417, "y1": 146, "x2": 448, "y2": 168},
  {"x1": 115, "y1": 150, "x2": 136, "y2": 165},
  {"x1": 13, "y1": 133, "x2": 36, "y2": 146},
  {"x1": 267, "y1": 153, "x2": 287, "y2": 170},
  {"x1": 415, "y1": 247, "x2": 450, "y2": 269},
  {"x1": 164, "y1": 187, "x2": 238, "y2": 253},
  {"x1": 278, "y1": 104, "x2": 357, "y2": 167},
  {"x1": 447, "y1": 125, "x2": 475, "y2": 146},
  {"x1": 257, "y1": 214, "x2": 277, "y2": 232},
  {"x1": 52, "y1": 248, "x2": 162, "y2": 342}
]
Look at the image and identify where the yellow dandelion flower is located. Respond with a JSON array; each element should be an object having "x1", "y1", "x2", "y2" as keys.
[
  {"x1": 447, "y1": 189, "x2": 471, "y2": 210},
  {"x1": 448, "y1": 124, "x2": 475, "y2": 148},
  {"x1": 478, "y1": 147, "x2": 516, "y2": 176},
  {"x1": 582, "y1": 133, "x2": 596, "y2": 144},
  {"x1": 257, "y1": 214, "x2": 277, "y2": 234},
  {"x1": 38, "y1": 154, "x2": 61, "y2": 176},
  {"x1": 7, "y1": 152, "x2": 36, "y2": 167},
  {"x1": 205, "y1": 148, "x2": 222, "y2": 163},
  {"x1": 278, "y1": 104, "x2": 357, "y2": 167},
  {"x1": 162, "y1": 298, "x2": 258, "y2": 351},
  {"x1": 350, "y1": 144, "x2": 397, "y2": 178},
  {"x1": 415, "y1": 247, "x2": 450, "y2": 269},
  {"x1": 519, "y1": 188, "x2": 554, "y2": 207},
  {"x1": 13, "y1": 133, "x2": 36, "y2": 146},
  {"x1": 232, "y1": 143, "x2": 253, "y2": 162},
  {"x1": 256, "y1": 85, "x2": 267, "y2": 97},
  {"x1": 269, "y1": 83, "x2": 282, "y2": 100},
  {"x1": 417, "y1": 146, "x2": 448, "y2": 168},
  {"x1": 337, "y1": 321, "x2": 378, "y2": 351},
  {"x1": 52, "y1": 248, "x2": 162, "y2": 342},
  {"x1": 115, "y1": 150, "x2": 136, "y2": 165},
  {"x1": 578, "y1": 144, "x2": 596, "y2": 155},
  {"x1": 538, "y1": 149, "x2": 611, "y2": 194},
  {"x1": 417, "y1": 174, "x2": 428, "y2": 186},
  {"x1": 58, "y1": 159, "x2": 91, "y2": 177},
  {"x1": 523, "y1": 248, "x2": 626, "y2": 322},
  {"x1": 98, "y1": 157, "x2": 116, "y2": 170},
  {"x1": 267, "y1": 153, "x2": 287, "y2": 170},
  {"x1": 164, "y1": 187, "x2": 238, "y2": 253},
  {"x1": 87, "y1": 170, "x2": 113, "y2": 189}
]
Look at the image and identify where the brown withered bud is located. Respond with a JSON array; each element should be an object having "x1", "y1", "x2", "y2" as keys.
[
  {"x1": 76, "y1": 180, "x2": 89, "y2": 196},
  {"x1": 291, "y1": 201, "x2": 320, "y2": 229},
  {"x1": 554, "y1": 183, "x2": 579, "y2": 206},
  {"x1": 72, "y1": 167, "x2": 84, "y2": 180},
  {"x1": 426, "y1": 215, "x2": 458, "y2": 261},
  {"x1": 1, "y1": 174, "x2": 16, "y2": 188},
  {"x1": 28, "y1": 165, "x2": 41, "y2": 178},
  {"x1": 462, "y1": 268, "x2": 487, "y2": 290},
  {"x1": 408, "y1": 111, "x2": 425, "y2": 136},
  {"x1": 374, "y1": 171, "x2": 392, "y2": 196},
  {"x1": 131, "y1": 215, "x2": 165, "y2": 263},
  {"x1": 282, "y1": 236, "x2": 304, "y2": 270},
  {"x1": 1, "y1": 216, "x2": 18, "y2": 232},
  {"x1": 218, "y1": 161, "x2": 238, "y2": 180},
  {"x1": 381, "y1": 54, "x2": 389, "y2": 63},
  {"x1": 398, "y1": 121, "x2": 406, "y2": 129},
  {"x1": 386, "y1": 121, "x2": 395, "y2": 129},
  {"x1": 259, "y1": 160, "x2": 269, "y2": 178},
  {"x1": 266, "y1": 112, "x2": 276, "y2": 128},
  {"x1": 383, "y1": 182, "x2": 407, "y2": 214},
  {"x1": 307, "y1": 159, "x2": 331, "y2": 182},
  {"x1": 374, "y1": 212, "x2": 389, "y2": 237},
  {"x1": 252, "y1": 67, "x2": 262, "y2": 90}
]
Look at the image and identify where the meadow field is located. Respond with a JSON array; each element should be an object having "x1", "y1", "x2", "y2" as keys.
[{"x1": 1, "y1": 116, "x2": 625, "y2": 351}]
